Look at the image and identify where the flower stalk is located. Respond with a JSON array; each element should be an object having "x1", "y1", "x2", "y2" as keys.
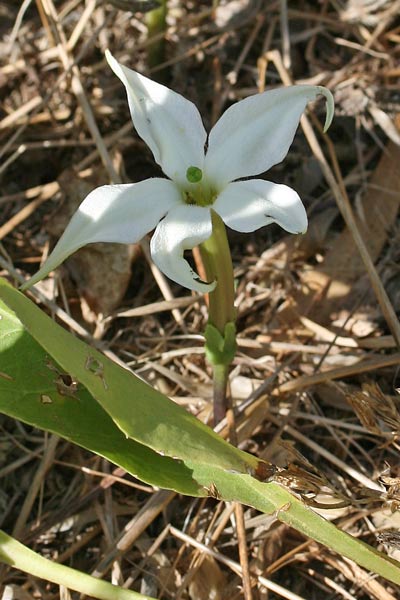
[
  {"x1": 200, "y1": 210, "x2": 236, "y2": 423},
  {"x1": 211, "y1": 363, "x2": 230, "y2": 425},
  {"x1": 199, "y1": 210, "x2": 235, "y2": 333}
]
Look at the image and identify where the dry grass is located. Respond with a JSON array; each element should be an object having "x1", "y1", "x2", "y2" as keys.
[{"x1": 1, "y1": 0, "x2": 400, "y2": 598}]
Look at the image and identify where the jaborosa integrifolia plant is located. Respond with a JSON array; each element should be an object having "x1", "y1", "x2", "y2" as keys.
[{"x1": 23, "y1": 51, "x2": 333, "y2": 422}]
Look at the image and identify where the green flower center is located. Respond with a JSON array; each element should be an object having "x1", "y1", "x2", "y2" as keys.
[
  {"x1": 186, "y1": 166, "x2": 203, "y2": 183},
  {"x1": 183, "y1": 166, "x2": 216, "y2": 207}
]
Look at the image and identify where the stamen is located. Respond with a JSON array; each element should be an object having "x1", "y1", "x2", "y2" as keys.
[{"x1": 183, "y1": 191, "x2": 196, "y2": 205}]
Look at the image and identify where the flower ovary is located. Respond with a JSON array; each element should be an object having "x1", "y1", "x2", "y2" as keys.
[{"x1": 186, "y1": 166, "x2": 203, "y2": 183}]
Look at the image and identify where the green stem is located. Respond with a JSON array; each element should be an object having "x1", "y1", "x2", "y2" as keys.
[
  {"x1": 0, "y1": 530, "x2": 154, "y2": 600},
  {"x1": 145, "y1": 0, "x2": 167, "y2": 70},
  {"x1": 212, "y1": 363, "x2": 230, "y2": 424},
  {"x1": 200, "y1": 210, "x2": 236, "y2": 423},
  {"x1": 200, "y1": 210, "x2": 235, "y2": 334}
]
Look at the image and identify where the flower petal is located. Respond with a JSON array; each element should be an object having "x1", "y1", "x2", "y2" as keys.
[
  {"x1": 214, "y1": 179, "x2": 307, "y2": 234},
  {"x1": 106, "y1": 50, "x2": 207, "y2": 186},
  {"x1": 150, "y1": 204, "x2": 215, "y2": 292},
  {"x1": 22, "y1": 179, "x2": 181, "y2": 289},
  {"x1": 204, "y1": 85, "x2": 334, "y2": 188}
]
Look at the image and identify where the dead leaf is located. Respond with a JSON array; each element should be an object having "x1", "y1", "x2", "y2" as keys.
[
  {"x1": 188, "y1": 555, "x2": 226, "y2": 600},
  {"x1": 297, "y1": 141, "x2": 400, "y2": 321},
  {"x1": 368, "y1": 105, "x2": 400, "y2": 145},
  {"x1": 373, "y1": 509, "x2": 400, "y2": 561},
  {"x1": 346, "y1": 382, "x2": 400, "y2": 436}
]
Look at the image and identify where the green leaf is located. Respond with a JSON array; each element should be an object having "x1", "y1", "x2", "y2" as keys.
[
  {"x1": 185, "y1": 463, "x2": 400, "y2": 585},
  {"x1": 0, "y1": 294, "x2": 200, "y2": 495},
  {"x1": 2, "y1": 278, "x2": 400, "y2": 586},
  {"x1": 0, "y1": 278, "x2": 257, "y2": 476},
  {"x1": 0, "y1": 530, "x2": 154, "y2": 600}
]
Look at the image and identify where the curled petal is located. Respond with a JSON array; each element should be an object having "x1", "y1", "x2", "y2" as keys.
[
  {"x1": 106, "y1": 50, "x2": 207, "y2": 186},
  {"x1": 214, "y1": 179, "x2": 307, "y2": 234},
  {"x1": 150, "y1": 204, "x2": 215, "y2": 292},
  {"x1": 22, "y1": 179, "x2": 181, "y2": 289},
  {"x1": 204, "y1": 85, "x2": 334, "y2": 188}
]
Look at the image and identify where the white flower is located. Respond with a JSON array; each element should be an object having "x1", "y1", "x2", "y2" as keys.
[{"x1": 23, "y1": 51, "x2": 333, "y2": 293}]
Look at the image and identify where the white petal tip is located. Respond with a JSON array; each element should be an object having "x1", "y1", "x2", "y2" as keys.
[
  {"x1": 105, "y1": 49, "x2": 120, "y2": 77},
  {"x1": 20, "y1": 265, "x2": 54, "y2": 291},
  {"x1": 296, "y1": 215, "x2": 308, "y2": 235},
  {"x1": 186, "y1": 277, "x2": 217, "y2": 294},
  {"x1": 189, "y1": 273, "x2": 216, "y2": 293},
  {"x1": 206, "y1": 279, "x2": 217, "y2": 292},
  {"x1": 317, "y1": 86, "x2": 335, "y2": 132},
  {"x1": 105, "y1": 49, "x2": 129, "y2": 85},
  {"x1": 20, "y1": 272, "x2": 47, "y2": 291},
  {"x1": 290, "y1": 223, "x2": 308, "y2": 236},
  {"x1": 282, "y1": 205, "x2": 308, "y2": 235},
  {"x1": 105, "y1": 48, "x2": 114, "y2": 66}
]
